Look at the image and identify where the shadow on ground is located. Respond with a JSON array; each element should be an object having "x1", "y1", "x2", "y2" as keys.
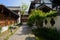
[{"x1": 25, "y1": 37, "x2": 36, "y2": 40}]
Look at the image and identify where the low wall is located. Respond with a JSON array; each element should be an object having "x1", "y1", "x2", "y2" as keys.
[
  {"x1": 43, "y1": 16, "x2": 60, "y2": 30},
  {"x1": 1, "y1": 26, "x2": 8, "y2": 33}
]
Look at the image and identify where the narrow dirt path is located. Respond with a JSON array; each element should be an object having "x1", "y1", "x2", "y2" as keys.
[{"x1": 8, "y1": 24, "x2": 35, "y2": 40}]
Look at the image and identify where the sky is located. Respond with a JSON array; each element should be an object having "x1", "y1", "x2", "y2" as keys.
[
  {"x1": 0, "y1": 0, "x2": 33, "y2": 11},
  {"x1": 0, "y1": 0, "x2": 51, "y2": 11},
  {"x1": 0, "y1": 0, "x2": 31, "y2": 6},
  {"x1": 0, "y1": 0, "x2": 51, "y2": 6}
]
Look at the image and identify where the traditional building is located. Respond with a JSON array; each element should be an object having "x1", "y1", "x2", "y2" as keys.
[
  {"x1": 28, "y1": 0, "x2": 52, "y2": 13},
  {"x1": 7, "y1": 6, "x2": 20, "y2": 24},
  {"x1": 0, "y1": 5, "x2": 19, "y2": 27},
  {"x1": 7, "y1": 6, "x2": 29, "y2": 22},
  {"x1": 28, "y1": 0, "x2": 60, "y2": 29},
  {"x1": 0, "y1": 5, "x2": 19, "y2": 32}
]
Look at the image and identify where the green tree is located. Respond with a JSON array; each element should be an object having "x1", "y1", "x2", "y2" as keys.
[
  {"x1": 27, "y1": 9, "x2": 57, "y2": 28},
  {"x1": 20, "y1": 4, "x2": 28, "y2": 24}
]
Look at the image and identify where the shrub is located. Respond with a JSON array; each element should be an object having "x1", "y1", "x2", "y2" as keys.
[
  {"x1": 27, "y1": 21, "x2": 33, "y2": 27},
  {"x1": 32, "y1": 27, "x2": 60, "y2": 40},
  {"x1": 8, "y1": 26, "x2": 12, "y2": 30}
]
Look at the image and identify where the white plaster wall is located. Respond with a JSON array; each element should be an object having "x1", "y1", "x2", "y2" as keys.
[
  {"x1": 1, "y1": 24, "x2": 14, "y2": 33},
  {"x1": 1, "y1": 26, "x2": 8, "y2": 33},
  {"x1": 43, "y1": 18, "x2": 51, "y2": 28},
  {"x1": 54, "y1": 16, "x2": 60, "y2": 29},
  {"x1": 17, "y1": 12, "x2": 21, "y2": 24},
  {"x1": 43, "y1": 16, "x2": 60, "y2": 30}
]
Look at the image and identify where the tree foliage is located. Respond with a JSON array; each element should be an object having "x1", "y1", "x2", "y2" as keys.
[
  {"x1": 27, "y1": 9, "x2": 57, "y2": 28},
  {"x1": 20, "y1": 4, "x2": 28, "y2": 24},
  {"x1": 20, "y1": 4, "x2": 28, "y2": 15}
]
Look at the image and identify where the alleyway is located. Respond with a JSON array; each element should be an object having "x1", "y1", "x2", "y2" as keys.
[{"x1": 8, "y1": 23, "x2": 35, "y2": 40}]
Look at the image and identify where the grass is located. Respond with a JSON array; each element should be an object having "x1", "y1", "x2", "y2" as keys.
[
  {"x1": 4, "y1": 32, "x2": 13, "y2": 40},
  {"x1": 0, "y1": 30, "x2": 10, "y2": 37},
  {"x1": 4, "y1": 27, "x2": 19, "y2": 40}
]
